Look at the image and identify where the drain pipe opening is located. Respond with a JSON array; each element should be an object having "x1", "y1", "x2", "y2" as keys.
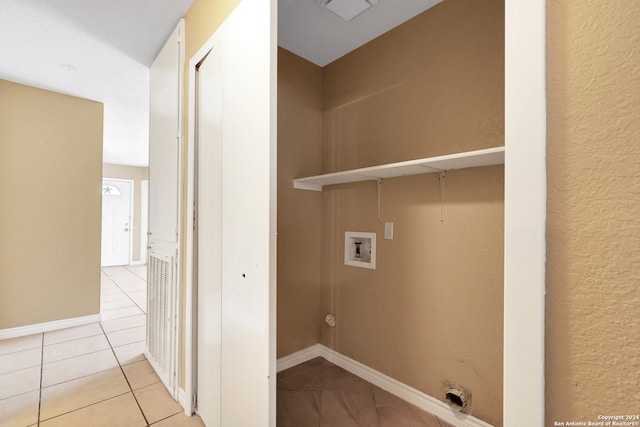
[{"x1": 444, "y1": 383, "x2": 471, "y2": 414}]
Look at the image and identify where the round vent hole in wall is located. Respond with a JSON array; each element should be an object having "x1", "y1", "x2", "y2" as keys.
[{"x1": 444, "y1": 383, "x2": 472, "y2": 414}]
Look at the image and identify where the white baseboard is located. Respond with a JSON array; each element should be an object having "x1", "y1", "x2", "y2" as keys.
[
  {"x1": 129, "y1": 261, "x2": 147, "y2": 266},
  {"x1": 276, "y1": 343, "x2": 325, "y2": 372},
  {"x1": 178, "y1": 388, "x2": 190, "y2": 415},
  {"x1": 277, "y1": 344, "x2": 494, "y2": 427},
  {"x1": 0, "y1": 313, "x2": 102, "y2": 340}
]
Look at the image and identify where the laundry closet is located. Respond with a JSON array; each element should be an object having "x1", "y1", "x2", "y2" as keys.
[{"x1": 277, "y1": 0, "x2": 504, "y2": 425}]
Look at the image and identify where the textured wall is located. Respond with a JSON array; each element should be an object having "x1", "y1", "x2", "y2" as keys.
[
  {"x1": 546, "y1": 0, "x2": 640, "y2": 422},
  {"x1": 318, "y1": 1, "x2": 505, "y2": 424},
  {"x1": 0, "y1": 80, "x2": 103, "y2": 329},
  {"x1": 321, "y1": 0, "x2": 504, "y2": 173},
  {"x1": 277, "y1": 49, "x2": 324, "y2": 357}
]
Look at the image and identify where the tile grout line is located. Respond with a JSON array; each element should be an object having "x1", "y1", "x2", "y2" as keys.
[
  {"x1": 100, "y1": 312, "x2": 147, "y2": 324},
  {"x1": 44, "y1": 332, "x2": 105, "y2": 348},
  {"x1": 0, "y1": 363, "x2": 42, "y2": 377},
  {"x1": 102, "y1": 323, "x2": 147, "y2": 334},
  {"x1": 103, "y1": 268, "x2": 188, "y2": 426},
  {"x1": 123, "y1": 264, "x2": 147, "y2": 281},
  {"x1": 101, "y1": 268, "x2": 147, "y2": 316},
  {"x1": 42, "y1": 346, "x2": 112, "y2": 366},
  {"x1": 150, "y1": 409, "x2": 185, "y2": 426},
  {"x1": 101, "y1": 305, "x2": 146, "y2": 316},
  {"x1": 0, "y1": 345, "x2": 44, "y2": 358},
  {"x1": 0, "y1": 270, "x2": 148, "y2": 425},
  {"x1": 38, "y1": 323, "x2": 136, "y2": 423},
  {"x1": 102, "y1": 267, "x2": 152, "y2": 424},
  {"x1": 38, "y1": 391, "x2": 132, "y2": 424},
  {"x1": 40, "y1": 363, "x2": 136, "y2": 390},
  {"x1": 0, "y1": 389, "x2": 37, "y2": 404},
  {"x1": 99, "y1": 322, "x2": 151, "y2": 427}
]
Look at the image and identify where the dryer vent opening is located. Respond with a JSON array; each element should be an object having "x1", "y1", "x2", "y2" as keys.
[{"x1": 444, "y1": 383, "x2": 472, "y2": 414}]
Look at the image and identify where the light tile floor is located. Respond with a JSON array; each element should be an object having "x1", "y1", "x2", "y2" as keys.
[
  {"x1": 0, "y1": 265, "x2": 204, "y2": 427},
  {"x1": 2, "y1": 266, "x2": 455, "y2": 427}
]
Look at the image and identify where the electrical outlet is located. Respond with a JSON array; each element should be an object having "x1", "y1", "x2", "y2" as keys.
[{"x1": 384, "y1": 222, "x2": 394, "y2": 240}]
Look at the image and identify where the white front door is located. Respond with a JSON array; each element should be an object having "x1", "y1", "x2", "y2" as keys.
[{"x1": 101, "y1": 179, "x2": 131, "y2": 266}]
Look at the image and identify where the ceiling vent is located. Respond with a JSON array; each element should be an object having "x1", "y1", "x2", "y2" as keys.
[{"x1": 321, "y1": 0, "x2": 378, "y2": 22}]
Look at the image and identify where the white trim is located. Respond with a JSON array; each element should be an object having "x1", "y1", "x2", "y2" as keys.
[
  {"x1": 0, "y1": 313, "x2": 102, "y2": 340},
  {"x1": 504, "y1": 0, "x2": 546, "y2": 424},
  {"x1": 184, "y1": 12, "x2": 226, "y2": 417},
  {"x1": 277, "y1": 345, "x2": 493, "y2": 427},
  {"x1": 184, "y1": 16, "x2": 219, "y2": 418},
  {"x1": 145, "y1": 18, "x2": 184, "y2": 404},
  {"x1": 293, "y1": 147, "x2": 505, "y2": 191},
  {"x1": 174, "y1": 18, "x2": 186, "y2": 410},
  {"x1": 183, "y1": 22, "x2": 205, "y2": 419},
  {"x1": 178, "y1": 387, "x2": 187, "y2": 412},
  {"x1": 129, "y1": 260, "x2": 147, "y2": 266},
  {"x1": 140, "y1": 179, "x2": 149, "y2": 264},
  {"x1": 184, "y1": 3, "x2": 277, "y2": 422},
  {"x1": 179, "y1": 2, "x2": 547, "y2": 425},
  {"x1": 276, "y1": 344, "x2": 325, "y2": 372}
]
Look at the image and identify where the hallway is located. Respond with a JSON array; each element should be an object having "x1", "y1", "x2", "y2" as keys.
[
  {"x1": 2, "y1": 266, "x2": 456, "y2": 427},
  {"x1": 0, "y1": 266, "x2": 203, "y2": 427}
]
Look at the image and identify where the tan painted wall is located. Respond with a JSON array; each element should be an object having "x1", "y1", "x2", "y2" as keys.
[
  {"x1": 0, "y1": 80, "x2": 103, "y2": 329},
  {"x1": 102, "y1": 164, "x2": 149, "y2": 263},
  {"x1": 277, "y1": 48, "x2": 323, "y2": 357},
  {"x1": 321, "y1": 0, "x2": 504, "y2": 173},
  {"x1": 546, "y1": 0, "x2": 640, "y2": 422},
  {"x1": 180, "y1": 1, "x2": 504, "y2": 420},
  {"x1": 318, "y1": 1, "x2": 505, "y2": 424}
]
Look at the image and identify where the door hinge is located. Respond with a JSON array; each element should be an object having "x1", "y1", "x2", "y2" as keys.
[{"x1": 193, "y1": 207, "x2": 197, "y2": 231}]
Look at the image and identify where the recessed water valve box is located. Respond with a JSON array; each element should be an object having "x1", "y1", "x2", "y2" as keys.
[{"x1": 344, "y1": 231, "x2": 376, "y2": 269}]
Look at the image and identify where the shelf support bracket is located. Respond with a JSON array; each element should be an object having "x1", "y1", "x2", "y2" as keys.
[
  {"x1": 376, "y1": 179, "x2": 383, "y2": 221},
  {"x1": 438, "y1": 171, "x2": 446, "y2": 222}
]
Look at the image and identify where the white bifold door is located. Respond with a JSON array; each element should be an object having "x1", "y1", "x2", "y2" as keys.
[
  {"x1": 186, "y1": 0, "x2": 277, "y2": 425},
  {"x1": 194, "y1": 42, "x2": 223, "y2": 427}
]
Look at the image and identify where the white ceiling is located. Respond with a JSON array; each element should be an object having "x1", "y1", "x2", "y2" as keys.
[
  {"x1": 279, "y1": 0, "x2": 443, "y2": 67},
  {"x1": 0, "y1": 0, "x2": 193, "y2": 167},
  {"x1": 0, "y1": 0, "x2": 439, "y2": 167}
]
